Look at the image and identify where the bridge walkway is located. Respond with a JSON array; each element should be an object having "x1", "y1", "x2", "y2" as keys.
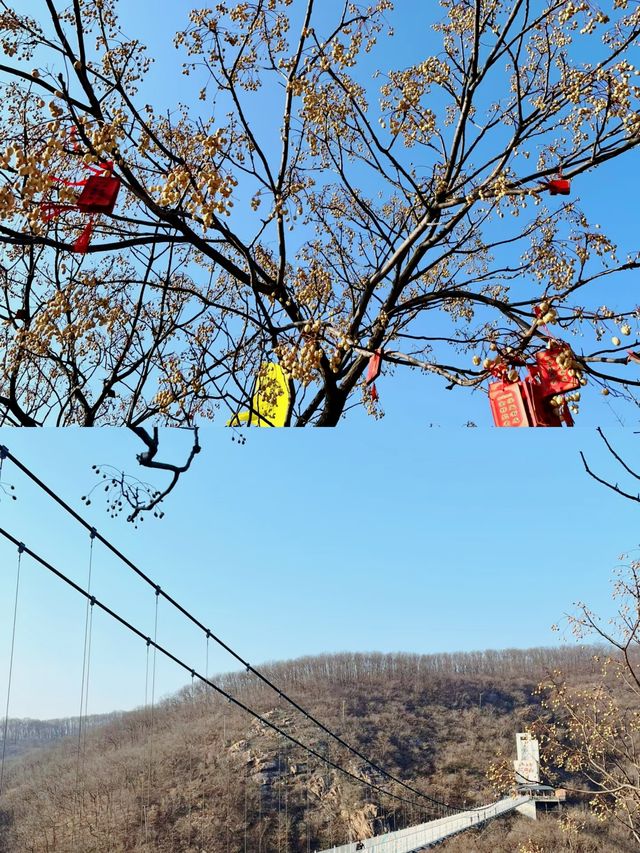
[{"x1": 317, "y1": 795, "x2": 532, "y2": 853}]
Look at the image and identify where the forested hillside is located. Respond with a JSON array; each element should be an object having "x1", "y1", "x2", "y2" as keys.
[
  {"x1": 0, "y1": 648, "x2": 628, "y2": 852},
  {"x1": 0, "y1": 714, "x2": 122, "y2": 762}
]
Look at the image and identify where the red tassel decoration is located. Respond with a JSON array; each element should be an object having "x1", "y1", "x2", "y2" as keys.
[
  {"x1": 366, "y1": 350, "x2": 382, "y2": 385},
  {"x1": 540, "y1": 166, "x2": 570, "y2": 196},
  {"x1": 73, "y1": 217, "x2": 95, "y2": 254},
  {"x1": 547, "y1": 178, "x2": 570, "y2": 195},
  {"x1": 40, "y1": 155, "x2": 120, "y2": 253}
]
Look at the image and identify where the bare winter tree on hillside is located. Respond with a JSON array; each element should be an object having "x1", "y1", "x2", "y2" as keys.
[
  {"x1": 533, "y1": 558, "x2": 640, "y2": 846},
  {"x1": 0, "y1": 0, "x2": 640, "y2": 433},
  {"x1": 514, "y1": 436, "x2": 640, "y2": 848}
]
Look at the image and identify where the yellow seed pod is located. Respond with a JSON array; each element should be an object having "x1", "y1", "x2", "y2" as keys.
[{"x1": 612, "y1": 336, "x2": 621, "y2": 346}]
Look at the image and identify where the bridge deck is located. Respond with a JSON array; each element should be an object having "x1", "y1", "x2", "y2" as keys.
[{"x1": 317, "y1": 795, "x2": 532, "y2": 853}]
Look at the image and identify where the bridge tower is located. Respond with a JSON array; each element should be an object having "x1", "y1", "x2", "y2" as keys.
[{"x1": 513, "y1": 732, "x2": 566, "y2": 820}]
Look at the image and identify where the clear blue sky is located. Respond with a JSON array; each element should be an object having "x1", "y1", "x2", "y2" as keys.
[{"x1": 0, "y1": 427, "x2": 638, "y2": 719}]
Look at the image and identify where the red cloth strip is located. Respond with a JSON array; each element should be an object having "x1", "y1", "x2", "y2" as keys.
[
  {"x1": 48, "y1": 175, "x2": 88, "y2": 187},
  {"x1": 73, "y1": 217, "x2": 95, "y2": 253},
  {"x1": 40, "y1": 202, "x2": 77, "y2": 221}
]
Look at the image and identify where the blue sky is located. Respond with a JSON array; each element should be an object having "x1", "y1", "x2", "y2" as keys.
[{"x1": 0, "y1": 426, "x2": 638, "y2": 718}]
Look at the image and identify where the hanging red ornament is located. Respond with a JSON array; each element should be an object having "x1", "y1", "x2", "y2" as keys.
[
  {"x1": 539, "y1": 167, "x2": 570, "y2": 196},
  {"x1": 76, "y1": 172, "x2": 120, "y2": 214},
  {"x1": 488, "y1": 378, "x2": 532, "y2": 427},
  {"x1": 488, "y1": 367, "x2": 575, "y2": 428},
  {"x1": 521, "y1": 375, "x2": 555, "y2": 426},
  {"x1": 522, "y1": 373, "x2": 573, "y2": 427},
  {"x1": 73, "y1": 218, "x2": 96, "y2": 254},
  {"x1": 366, "y1": 350, "x2": 382, "y2": 385},
  {"x1": 534, "y1": 343, "x2": 580, "y2": 398},
  {"x1": 546, "y1": 177, "x2": 570, "y2": 195},
  {"x1": 369, "y1": 383, "x2": 379, "y2": 403},
  {"x1": 41, "y1": 157, "x2": 120, "y2": 253}
]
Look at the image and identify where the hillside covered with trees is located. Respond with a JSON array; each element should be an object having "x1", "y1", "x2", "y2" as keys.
[{"x1": 0, "y1": 646, "x2": 633, "y2": 852}]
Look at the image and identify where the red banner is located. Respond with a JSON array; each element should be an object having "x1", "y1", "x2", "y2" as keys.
[
  {"x1": 489, "y1": 381, "x2": 531, "y2": 427},
  {"x1": 534, "y1": 345, "x2": 580, "y2": 397}
]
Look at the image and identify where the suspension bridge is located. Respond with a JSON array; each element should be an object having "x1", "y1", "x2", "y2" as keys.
[
  {"x1": 317, "y1": 794, "x2": 533, "y2": 852},
  {"x1": 0, "y1": 446, "x2": 556, "y2": 851}
]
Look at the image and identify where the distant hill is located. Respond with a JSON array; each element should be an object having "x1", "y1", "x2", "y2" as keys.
[
  {"x1": 0, "y1": 713, "x2": 123, "y2": 762},
  {"x1": 0, "y1": 647, "x2": 629, "y2": 853}
]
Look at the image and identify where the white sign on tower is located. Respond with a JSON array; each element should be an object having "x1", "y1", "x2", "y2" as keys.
[{"x1": 514, "y1": 732, "x2": 540, "y2": 785}]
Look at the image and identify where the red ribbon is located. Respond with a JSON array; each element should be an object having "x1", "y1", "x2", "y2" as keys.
[
  {"x1": 41, "y1": 140, "x2": 117, "y2": 251},
  {"x1": 366, "y1": 350, "x2": 382, "y2": 385},
  {"x1": 47, "y1": 157, "x2": 114, "y2": 187},
  {"x1": 73, "y1": 217, "x2": 95, "y2": 254},
  {"x1": 40, "y1": 201, "x2": 77, "y2": 221}
]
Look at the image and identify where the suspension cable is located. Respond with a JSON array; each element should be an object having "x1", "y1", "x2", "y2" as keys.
[
  {"x1": 0, "y1": 526, "x2": 462, "y2": 813},
  {"x1": 0, "y1": 447, "x2": 463, "y2": 812}
]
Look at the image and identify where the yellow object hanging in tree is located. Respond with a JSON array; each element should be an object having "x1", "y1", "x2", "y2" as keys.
[{"x1": 227, "y1": 362, "x2": 291, "y2": 427}]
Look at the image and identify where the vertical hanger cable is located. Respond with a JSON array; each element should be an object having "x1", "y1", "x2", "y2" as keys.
[{"x1": 0, "y1": 543, "x2": 23, "y2": 796}]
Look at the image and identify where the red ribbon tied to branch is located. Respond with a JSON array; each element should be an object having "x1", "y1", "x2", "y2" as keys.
[{"x1": 41, "y1": 157, "x2": 120, "y2": 253}]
